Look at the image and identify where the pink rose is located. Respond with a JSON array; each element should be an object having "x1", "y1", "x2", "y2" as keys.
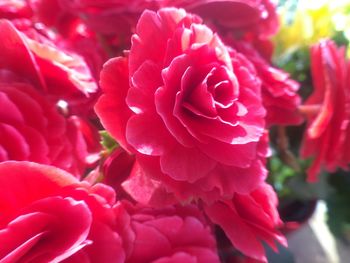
[
  {"x1": 114, "y1": 201, "x2": 220, "y2": 263},
  {"x1": 0, "y1": 161, "x2": 124, "y2": 262},
  {"x1": 204, "y1": 182, "x2": 286, "y2": 262},
  {"x1": 301, "y1": 40, "x2": 350, "y2": 181},
  {"x1": 96, "y1": 8, "x2": 267, "y2": 203}
]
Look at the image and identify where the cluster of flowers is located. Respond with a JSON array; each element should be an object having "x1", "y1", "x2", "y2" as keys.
[{"x1": 1, "y1": 0, "x2": 350, "y2": 262}]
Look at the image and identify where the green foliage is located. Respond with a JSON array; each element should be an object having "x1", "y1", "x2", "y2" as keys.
[
  {"x1": 99, "y1": 130, "x2": 119, "y2": 154},
  {"x1": 268, "y1": 155, "x2": 330, "y2": 200},
  {"x1": 326, "y1": 171, "x2": 350, "y2": 242},
  {"x1": 274, "y1": 47, "x2": 313, "y2": 101},
  {"x1": 332, "y1": 30, "x2": 349, "y2": 47}
]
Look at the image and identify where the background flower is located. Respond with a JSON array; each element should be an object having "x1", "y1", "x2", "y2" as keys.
[
  {"x1": 204, "y1": 182, "x2": 286, "y2": 262},
  {"x1": 0, "y1": 161, "x2": 124, "y2": 263},
  {"x1": 300, "y1": 39, "x2": 350, "y2": 181},
  {"x1": 162, "y1": 0, "x2": 279, "y2": 39},
  {"x1": 114, "y1": 201, "x2": 220, "y2": 263},
  {"x1": 228, "y1": 40, "x2": 303, "y2": 126},
  {"x1": 0, "y1": 20, "x2": 100, "y2": 176}
]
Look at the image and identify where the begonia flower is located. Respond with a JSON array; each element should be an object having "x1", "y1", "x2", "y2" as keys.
[
  {"x1": 301, "y1": 40, "x2": 350, "y2": 181},
  {"x1": 0, "y1": 161, "x2": 124, "y2": 262}
]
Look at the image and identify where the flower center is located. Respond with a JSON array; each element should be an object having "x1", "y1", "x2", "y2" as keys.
[{"x1": 182, "y1": 65, "x2": 238, "y2": 119}]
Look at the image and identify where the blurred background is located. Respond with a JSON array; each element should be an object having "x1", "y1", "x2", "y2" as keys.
[{"x1": 268, "y1": 1, "x2": 350, "y2": 262}]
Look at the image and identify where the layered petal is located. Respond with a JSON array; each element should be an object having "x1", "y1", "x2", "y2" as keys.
[
  {"x1": 204, "y1": 183, "x2": 286, "y2": 262},
  {"x1": 301, "y1": 40, "x2": 350, "y2": 181},
  {"x1": 0, "y1": 161, "x2": 124, "y2": 262}
]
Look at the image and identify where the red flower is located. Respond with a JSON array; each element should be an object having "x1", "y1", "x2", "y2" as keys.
[
  {"x1": 163, "y1": 0, "x2": 279, "y2": 39},
  {"x1": 96, "y1": 8, "x2": 267, "y2": 203},
  {"x1": 204, "y1": 182, "x2": 286, "y2": 262},
  {"x1": 58, "y1": 0, "x2": 160, "y2": 35},
  {"x1": 31, "y1": 0, "x2": 160, "y2": 55},
  {"x1": 28, "y1": 0, "x2": 108, "y2": 76},
  {"x1": 102, "y1": 147, "x2": 136, "y2": 199},
  {"x1": 0, "y1": 161, "x2": 124, "y2": 263},
  {"x1": 230, "y1": 41, "x2": 303, "y2": 126},
  {"x1": 301, "y1": 40, "x2": 350, "y2": 181},
  {"x1": 114, "y1": 201, "x2": 220, "y2": 263},
  {"x1": 0, "y1": 20, "x2": 99, "y2": 175},
  {"x1": 43, "y1": 0, "x2": 278, "y2": 55},
  {"x1": 0, "y1": 0, "x2": 32, "y2": 19},
  {"x1": 0, "y1": 19, "x2": 98, "y2": 116}
]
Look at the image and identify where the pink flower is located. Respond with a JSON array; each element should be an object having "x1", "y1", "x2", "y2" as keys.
[
  {"x1": 204, "y1": 182, "x2": 286, "y2": 262},
  {"x1": 0, "y1": 20, "x2": 99, "y2": 175},
  {"x1": 114, "y1": 201, "x2": 220, "y2": 263},
  {"x1": 102, "y1": 147, "x2": 136, "y2": 199},
  {"x1": 230, "y1": 40, "x2": 303, "y2": 126},
  {"x1": 0, "y1": 0, "x2": 32, "y2": 19},
  {"x1": 45, "y1": 0, "x2": 278, "y2": 54},
  {"x1": 162, "y1": 0, "x2": 279, "y2": 39},
  {"x1": 0, "y1": 19, "x2": 98, "y2": 116},
  {"x1": 0, "y1": 161, "x2": 124, "y2": 262},
  {"x1": 28, "y1": 0, "x2": 108, "y2": 76},
  {"x1": 96, "y1": 8, "x2": 267, "y2": 203},
  {"x1": 301, "y1": 40, "x2": 350, "y2": 181},
  {"x1": 58, "y1": 0, "x2": 160, "y2": 35},
  {"x1": 29, "y1": 0, "x2": 160, "y2": 55}
]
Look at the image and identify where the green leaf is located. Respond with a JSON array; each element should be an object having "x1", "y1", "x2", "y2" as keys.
[
  {"x1": 326, "y1": 171, "x2": 350, "y2": 242},
  {"x1": 99, "y1": 130, "x2": 119, "y2": 154}
]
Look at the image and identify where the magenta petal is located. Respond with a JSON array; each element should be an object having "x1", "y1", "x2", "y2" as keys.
[
  {"x1": 0, "y1": 161, "x2": 78, "y2": 213},
  {"x1": 234, "y1": 197, "x2": 286, "y2": 250},
  {"x1": 32, "y1": 43, "x2": 98, "y2": 97},
  {"x1": 96, "y1": 94, "x2": 132, "y2": 152},
  {"x1": 60, "y1": 250, "x2": 90, "y2": 263},
  {"x1": 204, "y1": 201, "x2": 267, "y2": 262},
  {"x1": 175, "y1": 108, "x2": 252, "y2": 144},
  {"x1": 0, "y1": 145, "x2": 7, "y2": 161},
  {"x1": 0, "y1": 197, "x2": 92, "y2": 263},
  {"x1": 155, "y1": 58, "x2": 196, "y2": 148},
  {"x1": 0, "y1": 213, "x2": 49, "y2": 262},
  {"x1": 82, "y1": 221, "x2": 125, "y2": 263},
  {"x1": 95, "y1": 57, "x2": 132, "y2": 151},
  {"x1": 197, "y1": 140, "x2": 257, "y2": 167},
  {"x1": 0, "y1": 124, "x2": 30, "y2": 160},
  {"x1": 127, "y1": 60, "x2": 162, "y2": 114},
  {"x1": 23, "y1": 197, "x2": 92, "y2": 262},
  {"x1": 14, "y1": 124, "x2": 50, "y2": 163},
  {"x1": 0, "y1": 20, "x2": 46, "y2": 90},
  {"x1": 227, "y1": 159, "x2": 267, "y2": 194},
  {"x1": 160, "y1": 145, "x2": 216, "y2": 182},
  {"x1": 204, "y1": 159, "x2": 267, "y2": 197},
  {"x1": 122, "y1": 159, "x2": 177, "y2": 206},
  {"x1": 128, "y1": 221, "x2": 172, "y2": 262},
  {"x1": 130, "y1": 10, "x2": 169, "y2": 75},
  {"x1": 152, "y1": 252, "x2": 197, "y2": 263},
  {"x1": 0, "y1": 84, "x2": 48, "y2": 131},
  {"x1": 126, "y1": 113, "x2": 174, "y2": 156},
  {"x1": 0, "y1": 91, "x2": 24, "y2": 124}
]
